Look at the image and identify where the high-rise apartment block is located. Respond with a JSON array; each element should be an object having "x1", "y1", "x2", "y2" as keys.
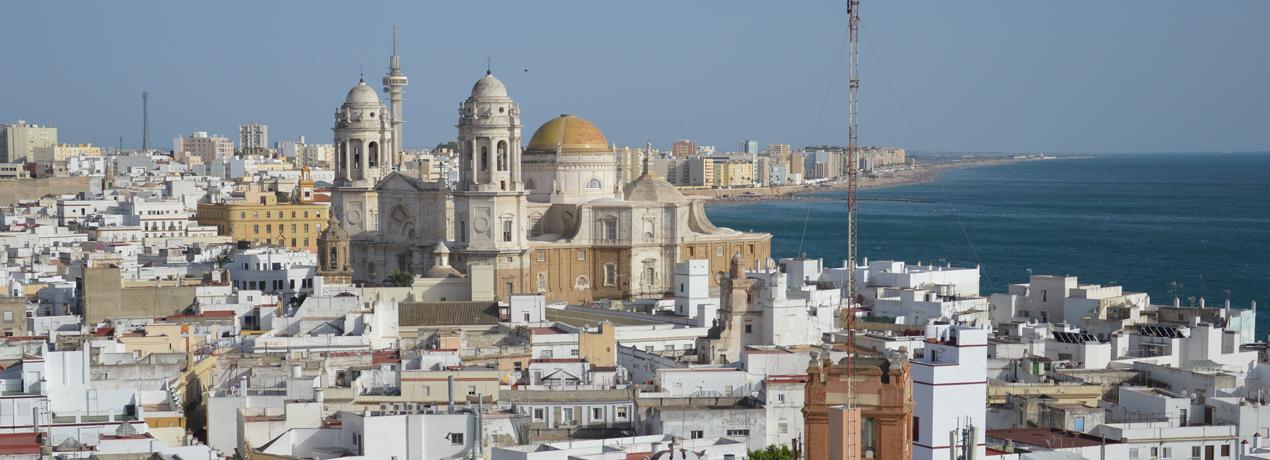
[
  {"x1": 671, "y1": 139, "x2": 695, "y2": 158},
  {"x1": 238, "y1": 122, "x2": 269, "y2": 155},
  {"x1": 174, "y1": 132, "x2": 234, "y2": 165},
  {"x1": 0, "y1": 120, "x2": 57, "y2": 163}
]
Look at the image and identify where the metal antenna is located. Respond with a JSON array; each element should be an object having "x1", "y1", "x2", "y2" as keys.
[
  {"x1": 844, "y1": 0, "x2": 862, "y2": 454},
  {"x1": 141, "y1": 92, "x2": 149, "y2": 151}
]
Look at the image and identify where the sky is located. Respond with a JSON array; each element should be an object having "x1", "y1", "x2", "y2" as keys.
[{"x1": 3, "y1": 1, "x2": 1268, "y2": 154}]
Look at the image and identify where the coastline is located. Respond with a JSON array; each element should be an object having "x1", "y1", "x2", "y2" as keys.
[{"x1": 691, "y1": 157, "x2": 1049, "y2": 205}]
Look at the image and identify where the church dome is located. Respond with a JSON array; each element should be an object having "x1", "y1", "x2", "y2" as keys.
[
  {"x1": 471, "y1": 72, "x2": 508, "y2": 98},
  {"x1": 526, "y1": 114, "x2": 610, "y2": 155},
  {"x1": 623, "y1": 174, "x2": 687, "y2": 203},
  {"x1": 345, "y1": 80, "x2": 382, "y2": 105}
]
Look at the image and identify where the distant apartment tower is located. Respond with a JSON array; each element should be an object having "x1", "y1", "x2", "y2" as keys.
[
  {"x1": 173, "y1": 132, "x2": 234, "y2": 165},
  {"x1": 0, "y1": 120, "x2": 58, "y2": 163},
  {"x1": 740, "y1": 139, "x2": 759, "y2": 155},
  {"x1": 671, "y1": 139, "x2": 695, "y2": 158},
  {"x1": 764, "y1": 143, "x2": 792, "y2": 158},
  {"x1": 239, "y1": 122, "x2": 269, "y2": 155},
  {"x1": 32, "y1": 143, "x2": 101, "y2": 163}
]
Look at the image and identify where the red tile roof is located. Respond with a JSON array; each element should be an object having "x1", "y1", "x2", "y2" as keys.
[{"x1": 0, "y1": 432, "x2": 42, "y2": 454}]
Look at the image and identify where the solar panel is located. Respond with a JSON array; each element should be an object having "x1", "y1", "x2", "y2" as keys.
[
  {"x1": 1052, "y1": 331, "x2": 1101, "y2": 344},
  {"x1": 1135, "y1": 324, "x2": 1184, "y2": 338}
]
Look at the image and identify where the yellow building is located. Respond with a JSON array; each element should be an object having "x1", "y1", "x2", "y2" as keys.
[
  {"x1": 196, "y1": 170, "x2": 329, "y2": 252},
  {"x1": 713, "y1": 159, "x2": 755, "y2": 188},
  {"x1": 32, "y1": 143, "x2": 101, "y2": 162}
]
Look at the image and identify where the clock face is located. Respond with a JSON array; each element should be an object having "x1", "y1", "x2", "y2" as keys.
[
  {"x1": 473, "y1": 217, "x2": 489, "y2": 233},
  {"x1": 346, "y1": 209, "x2": 362, "y2": 225}
]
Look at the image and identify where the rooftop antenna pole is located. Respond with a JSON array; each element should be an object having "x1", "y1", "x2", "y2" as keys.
[
  {"x1": 141, "y1": 92, "x2": 149, "y2": 151},
  {"x1": 845, "y1": 0, "x2": 862, "y2": 454}
]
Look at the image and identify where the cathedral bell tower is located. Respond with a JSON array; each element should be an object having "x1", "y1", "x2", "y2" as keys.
[
  {"x1": 316, "y1": 211, "x2": 352, "y2": 285},
  {"x1": 331, "y1": 78, "x2": 394, "y2": 236},
  {"x1": 453, "y1": 71, "x2": 530, "y2": 299}
]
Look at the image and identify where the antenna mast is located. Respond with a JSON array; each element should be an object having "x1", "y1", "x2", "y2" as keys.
[
  {"x1": 845, "y1": 0, "x2": 862, "y2": 440},
  {"x1": 141, "y1": 92, "x2": 149, "y2": 151}
]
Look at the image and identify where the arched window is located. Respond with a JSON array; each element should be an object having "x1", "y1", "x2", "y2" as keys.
[
  {"x1": 480, "y1": 146, "x2": 489, "y2": 171},
  {"x1": 575, "y1": 276, "x2": 591, "y2": 290},
  {"x1": 368, "y1": 141, "x2": 379, "y2": 167},
  {"x1": 497, "y1": 140, "x2": 508, "y2": 171},
  {"x1": 525, "y1": 178, "x2": 536, "y2": 192},
  {"x1": 328, "y1": 247, "x2": 338, "y2": 270},
  {"x1": 586, "y1": 178, "x2": 602, "y2": 190},
  {"x1": 337, "y1": 142, "x2": 347, "y2": 174},
  {"x1": 537, "y1": 272, "x2": 548, "y2": 293}
]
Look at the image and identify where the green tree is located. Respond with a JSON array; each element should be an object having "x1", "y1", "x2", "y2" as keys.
[
  {"x1": 387, "y1": 270, "x2": 414, "y2": 287},
  {"x1": 748, "y1": 445, "x2": 793, "y2": 460}
]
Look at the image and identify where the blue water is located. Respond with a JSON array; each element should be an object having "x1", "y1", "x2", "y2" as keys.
[{"x1": 706, "y1": 153, "x2": 1270, "y2": 334}]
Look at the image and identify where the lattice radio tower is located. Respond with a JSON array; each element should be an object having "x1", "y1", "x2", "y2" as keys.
[{"x1": 844, "y1": 0, "x2": 862, "y2": 430}]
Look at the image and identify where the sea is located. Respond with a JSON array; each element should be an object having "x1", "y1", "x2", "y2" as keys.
[{"x1": 705, "y1": 153, "x2": 1270, "y2": 335}]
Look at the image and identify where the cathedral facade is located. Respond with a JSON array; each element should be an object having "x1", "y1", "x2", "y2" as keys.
[{"x1": 339, "y1": 68, "x2": 771, "y2": 303}]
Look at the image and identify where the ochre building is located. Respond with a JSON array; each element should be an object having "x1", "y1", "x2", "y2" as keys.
[{"x1": 197, "y1": 171, "x2": 329, "y2": 252}]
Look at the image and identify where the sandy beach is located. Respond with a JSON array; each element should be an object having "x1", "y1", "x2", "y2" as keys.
[{"x1": 689, "y1": 157, "x2": 1041, "y2": 204}]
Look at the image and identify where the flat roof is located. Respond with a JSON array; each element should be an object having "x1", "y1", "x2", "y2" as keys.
[{"x1": 988, "y1": 428, "x2": 1119, "y2": 448}]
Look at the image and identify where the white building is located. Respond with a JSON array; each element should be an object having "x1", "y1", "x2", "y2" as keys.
[
  {"x1": 912, "y1": 324, "x2": 989, "y2": 460},
  {"x1": 227, "y1": 247, "x2": 317, "y2": 300},
  {"x1": 673, "y1": 259, "x2": 717, "y2": 326},
  {"x1": 254, "y1": 410, "x2": 477, "y2": 459}
]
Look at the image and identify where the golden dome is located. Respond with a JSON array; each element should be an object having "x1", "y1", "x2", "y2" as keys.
[{"x1": 526, "y1": 114, "x2": 610, "y2": 155}]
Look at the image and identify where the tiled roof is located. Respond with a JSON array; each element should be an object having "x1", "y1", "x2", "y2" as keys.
[{"x1": 398, "y1": 301, "x2": 501, "y2": 327}]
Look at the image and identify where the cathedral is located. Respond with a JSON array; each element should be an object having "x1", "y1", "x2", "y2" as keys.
[{"x1": 325, "y1": 45, "x2": 771, "y2": 303}]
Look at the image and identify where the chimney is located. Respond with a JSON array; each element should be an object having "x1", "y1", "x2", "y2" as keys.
[{"x1": 447, "y1": 375, "x2": 455, "y2": 414}]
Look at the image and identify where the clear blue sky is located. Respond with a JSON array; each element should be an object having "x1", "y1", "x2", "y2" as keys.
[{"x1": 3, "y1": 1, "x2": 1268, "y2": 154}]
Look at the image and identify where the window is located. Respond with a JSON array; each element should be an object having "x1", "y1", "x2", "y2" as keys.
[
  {"x1": 537, "y1": 273, "x2": 548, "y2": 293},
  {"x1": 1161, "y1": 447, "x2": 1171, "y2": 458},
  {"x1": 447, "y1": 433, "x2": 464, "y2": 445},
  {"x1": 502, "y1": 220, "x2": 512, "y2": 242},
  {"x1": 570, "y1": 349, "x2": 579, "y2": 356},
  {"x1": 913, "y1": 416, "x2": 920, "y2": 442},
  {"x1": 586, "y1": 178, "x2": 602, "y2": 189},
  {"x1": 1128, "y1": 448, "x2": 1139, "y2": 459},
  {"x1": 778, "y1": 421, "x2": 788, "y2": 434},
  {"x1": 690, "y1": 430, "x2": 703, "y2": 439},
  {"x1": 2, "y1": 311, "x2": 11, "y2": 322},
  {"x1": 603, "y1": 264, "x2": 617, "y2": 286},
  {"x1": 1193, "y1": 446, "x2": 1201, "y2": 458},
  {"x1": 744, "y1": 324, "x2": 752, "y2": 334},
  {"x1": 592, "y1": 407, "x2": 604, "y2": 421},
  {"x1": 726, "y1": 429, "x2": 749, "y2": 436},
  {"x1": 538, "y1": 251, "x2": 545, "y2": 262},
  {"x1": 1223, "y1": 445, "x2": 1231, "y2": 457},
  {"x1": 577, "y1": 250, "x2": 586, "y2": 261},
  {"x1": 599, "y1": 219, "x2": 617, "y2": 240},
  {"x1": 777, "y1": 393, "x2": 785, "y2": 403},
  {"x1": 616, "y1": 407, "x2": 628, "y2": 419},
  {"x1": 253, "y1": 224, "x2": 259, "y2": 234},
  {"x1": 563, "y1": 407, "x2": 575, "y2": 425},
  {"x1": 716, "y1": 246, "x2": 724, "y2": 256},
  {"x1": 533, "y1": 408, "x2": 544, "y2": 421}
]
